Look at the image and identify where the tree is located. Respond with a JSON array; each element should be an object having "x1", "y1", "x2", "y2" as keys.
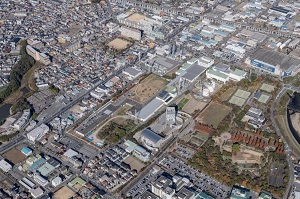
[{"x1": 232, "y1": 143, "x2": 240, "y2": 153}]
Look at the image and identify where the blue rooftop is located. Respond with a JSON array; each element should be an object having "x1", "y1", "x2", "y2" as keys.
[
  {"x1": 29, "y1": 158, "x2": 46, "y2": 171},
  {"x1": 21, "y1": 147, "x2": 32, "y2": 155}
]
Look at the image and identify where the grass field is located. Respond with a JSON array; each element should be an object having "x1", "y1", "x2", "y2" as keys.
[
  {"x1": 3, "y1": 148, "x2": 26, "y2": 164},
  {"x1": 178, "y1": 98, "x2": 189, "y2": 110},
  {"x1": 196, "y1": 102, "x2": 232, "y2": 128},
  {"x1": 129, "y1": 74, "x2": 168, "y2": 104}
]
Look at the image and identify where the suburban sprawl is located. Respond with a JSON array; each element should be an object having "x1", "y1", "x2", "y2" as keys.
[{"x1": 1, "y1": 0, "x2": 300, "y2": 199}]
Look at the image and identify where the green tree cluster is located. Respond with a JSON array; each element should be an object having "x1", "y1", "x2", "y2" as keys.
[{"x1": 0, "y1": 41, "x2": 35, "y2": 103}]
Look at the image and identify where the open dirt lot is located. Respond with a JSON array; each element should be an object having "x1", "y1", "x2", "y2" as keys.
[
  {"x1": 3, "y1": 148, "x2": 26, "y2": 164},
  {"x1": 53, "y1": 186, "x2": 76, "y2": 199},
  {"x1": 123, "y1": 155, "x2": 145, "y2": 172},
  {"x1": 182, "y1": 94, "x2": 207, "y2": 114},
  {"x1": 220, "y1": 87, "x2": 236, "y2": 101},
  {"x1": 108, "y1": 38, "x2": 131, "y2": 50},
  {"x1": 129, "y1": 74, "x2": 168, "y2": 104},
  {"x1": 196, "y1": 102, "x2": 232, "y2": 128}
]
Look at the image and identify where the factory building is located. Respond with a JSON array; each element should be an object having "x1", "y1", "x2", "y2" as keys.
[{"x1": 245, "y1": 49, "x2": 300, "y2": 77}]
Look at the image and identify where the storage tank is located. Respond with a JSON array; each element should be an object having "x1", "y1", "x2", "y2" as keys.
[{"x1": 203, "y1": 88, "x2": 210, "y2": 97}]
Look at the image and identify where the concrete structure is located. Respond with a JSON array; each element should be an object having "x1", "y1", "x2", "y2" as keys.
[
  {"x1": 52, "y1": 176, "x2": 62, "y2": 187},
  {"x1": 30, "y1": 187, "x2": 44, "y2": 199},
  {"x1": 230, "y1": 186, "x2": 251, "y2": 199},
  {"x1": 120, "y1": 26, "x2": 142, "y2": 41},
  {"x1": 26, "y1": 45, "x2": 51, "y2": 65},
  {"x1": 145, "y1": 55, "x2": 179, "y2": 76},
  {"x1": 0, "y1": 159, "x2": 12, "y2": 172},
  {"x1": 27, "y1": 124, "x2": 50, "y2": 142}
]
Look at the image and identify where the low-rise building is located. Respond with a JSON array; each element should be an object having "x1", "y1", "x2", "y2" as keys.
[
  {"x1": 27, "y1": 124, "x2": 49, "y2": 142},
  {"x1": 230, "y1": 185, "x2": 251, "y2": 199},
  {"x1": 0, "y1": 159, "x2": 12, "y2": 172},
  {"x1": 52, "y1": 176, "x2": 62, "y2": 187}
]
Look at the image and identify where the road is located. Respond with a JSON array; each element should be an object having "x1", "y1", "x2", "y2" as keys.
[{"x1": 270, "y1": 82, "x2": 296, "y2": 199}]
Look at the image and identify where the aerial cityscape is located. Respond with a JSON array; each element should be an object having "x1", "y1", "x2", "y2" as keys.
[{"x1": 0, "y1": 0, "x2": 300, "y2": 198}]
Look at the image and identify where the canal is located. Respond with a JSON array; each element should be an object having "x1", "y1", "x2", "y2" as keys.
[{"x1": 0, "y1": 104, "x2": 12, "y2": 122}]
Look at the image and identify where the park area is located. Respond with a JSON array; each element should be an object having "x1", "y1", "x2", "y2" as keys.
[
  {"x1": 196, "y1": 102, "x2": 232, "y2": 128},
  {"x1": 3, "y1": 147, "x2": 26, "y2": 164},
  {"x1": 108, "y1": 38, "x2": 131, "y2": 50},
  {"x1": 129, "y1": 74, "x2": 168, "y2": 104},
  {"x1": 96, "y1": 116, "x2": 136, "y2": 144}
]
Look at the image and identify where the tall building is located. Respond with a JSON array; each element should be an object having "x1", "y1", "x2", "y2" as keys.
[
  {"x1": 151, "y1": 176, "x2": 175, "y2": 199},
  {"x1": 166, "y1": 106, "x2": 177, "y2": 126}
]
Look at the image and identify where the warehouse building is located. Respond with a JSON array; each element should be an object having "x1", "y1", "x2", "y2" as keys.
[
  {"x1": 245, "y1": 49, "x2": 300, "y2": 77},
  {"x1": 206, "y1": 64, "x2": 247, "y2": 83}
]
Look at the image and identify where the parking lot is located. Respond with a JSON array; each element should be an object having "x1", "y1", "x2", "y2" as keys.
[{"x1": 159, "y1": 155, "x2": 231, "y2": 199}]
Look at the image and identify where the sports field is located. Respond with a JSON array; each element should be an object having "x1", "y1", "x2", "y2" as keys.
[
  {"x1": 229, "y1": 89, "x2": 251, "y2": 106},
  {"x1": 53, "y1": 186, "x2": 75, "y2": 199},
  {"x1": 196, "y1": 102, "x2": 232, "y2": 128},
  {"x1": 108, "y1": 38, "x2": 131, "y2": 50},
  {"x1": 258, "y1": 93, "x2": 271, "y2": 104},
  {"x1": 129, "y1": 74, "x2": 168, "y2": 104},
  {"x1": 260, "y1": 83, "x2": 275, "y2": 93},
  {"x1": 3, "y1": 148, "x2": 26, "y2": 164}
]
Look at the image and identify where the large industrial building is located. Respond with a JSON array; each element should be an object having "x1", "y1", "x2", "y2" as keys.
[{"x1": 245, "y1": 49, "x2": 300, "y2": 77}]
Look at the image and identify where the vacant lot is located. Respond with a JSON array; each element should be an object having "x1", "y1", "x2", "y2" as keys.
[
  {"x1": 182, "y1": 94, "x2": 207, "y2": 114},
  {"x1": 3, "y1": 148, "x2": 26, "y2": 164},
  {"x1": 220, "y1": 87, "x2": 236, "y2": 101},
  {"x1": 108, "y1": 38, "x2": 131, "y2": 50},
  {"x1": 196, "y1": 102, "x2": 232, "y2": 128},
  {"x1": 53, "y1": 186, "x2": 75, "y2": 199},
  {"x1": 129, "y1": 74, "x2": 168, "y2": 104},
  {"x1": 123, "y1": 155, "x2": 145, "y2": 172}
]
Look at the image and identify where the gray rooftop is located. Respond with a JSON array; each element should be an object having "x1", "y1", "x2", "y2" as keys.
[
  {"x1": 251, "y1": 49, "x2": 300, "y2": 71},
  {"x1": 182, "y1": 64, "x2": 206, "y2": 81},
  {"x1": 124, "y1": 67, "x2": 142, "y2": 77},
  {"x1": 136, "y1": 98, "x2": 164, "y2": 121},
  {"x1": 141, "y1": 128, "x2": 163, "y2": 144},
  {"x1": 149, "y1": 56, "x2": 179, "y2": 69}
]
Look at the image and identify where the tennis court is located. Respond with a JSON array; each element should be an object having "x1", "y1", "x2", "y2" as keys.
[
  {"x1": 234, "y1": 89, "x2": 251, "y2": 99},
  {"x1": 258, "y1": 93, "x2": 271, "y2": 104},
  {"x1": 260, "y1": 83, "x2": 275, "y2": 93},
  {"x1": 229, "y1": 96, "x2": 246, "y2": 107}
]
